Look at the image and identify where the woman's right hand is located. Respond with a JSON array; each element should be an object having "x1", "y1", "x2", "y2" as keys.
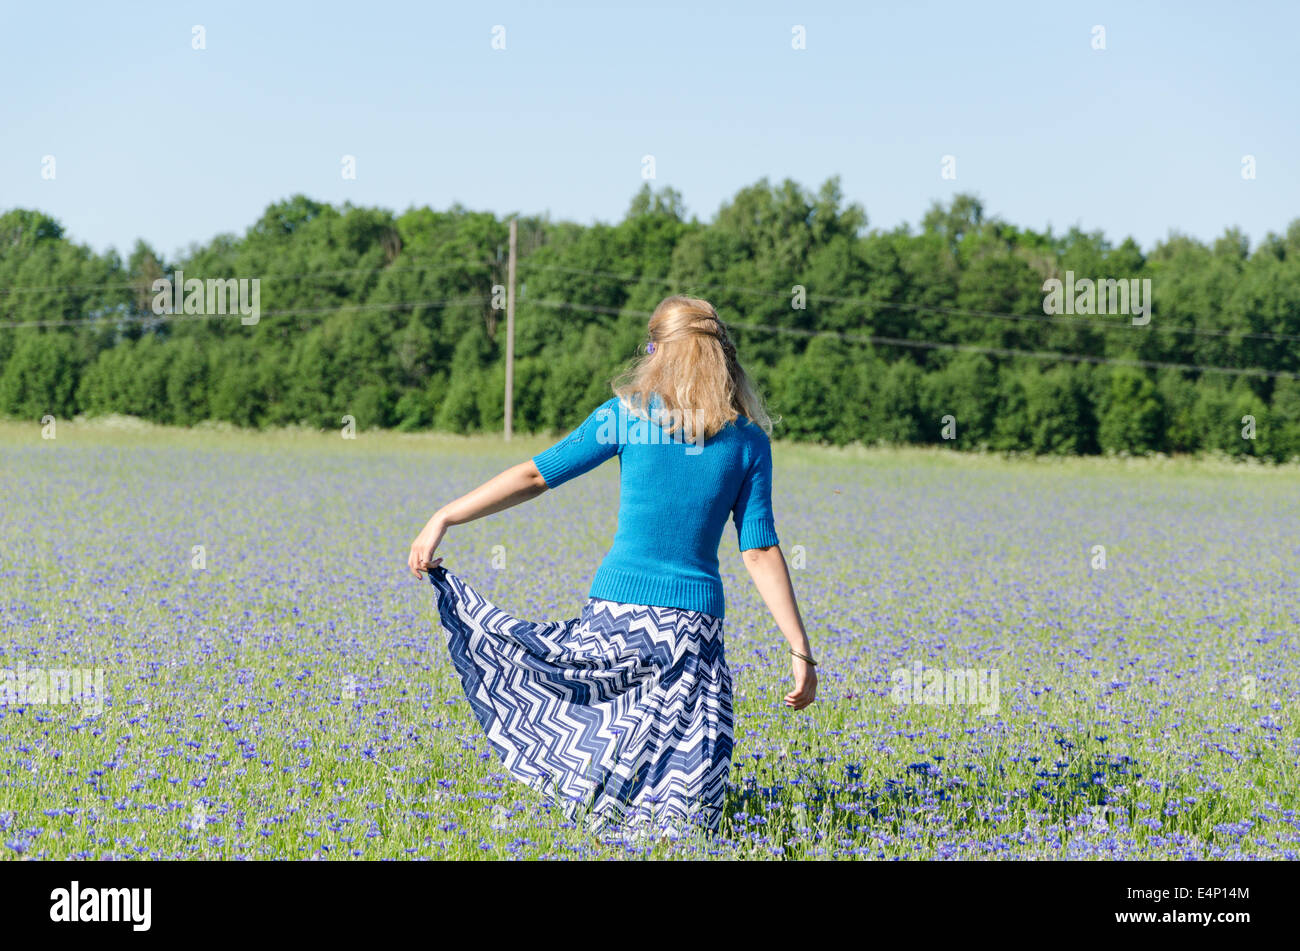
[
  {"x1": 408, "y1": 514, "x2": 448, "y2": 580},
  {"x1": 785, "y1": 655, "x2": 817, "y2": 710}
]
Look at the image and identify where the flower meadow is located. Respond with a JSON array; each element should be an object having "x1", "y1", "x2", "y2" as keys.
[{"x1": 1, "y1": 419, "x2": 1297, "y2": 861}]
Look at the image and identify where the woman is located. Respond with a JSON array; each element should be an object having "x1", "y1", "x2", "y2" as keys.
[{"x1": 407, "y1": 295, "x2": 817, "y2": 841}]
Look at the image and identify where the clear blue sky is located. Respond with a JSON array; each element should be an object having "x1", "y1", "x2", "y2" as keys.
[{"x1": 2, "y1": 0, "x2": 1296, "y2": 260}]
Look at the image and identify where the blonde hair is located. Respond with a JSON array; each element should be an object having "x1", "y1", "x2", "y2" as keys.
[{"x1": 612, "y1": 295, "x2": 773, "y2": 440}]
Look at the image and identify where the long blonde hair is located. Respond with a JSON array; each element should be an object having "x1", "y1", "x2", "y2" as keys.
[{"x1": 612, "y1": 295, "x2": 773, "y2": 440}]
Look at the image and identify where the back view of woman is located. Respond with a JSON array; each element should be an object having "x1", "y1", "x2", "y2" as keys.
[{"x1": 408, "y1": 294, "x2": 817, "y2": 840}]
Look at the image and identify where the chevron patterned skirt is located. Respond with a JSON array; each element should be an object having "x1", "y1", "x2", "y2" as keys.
[{"x1": 427, "y1": 565, "x2": 733, "y2": 840}]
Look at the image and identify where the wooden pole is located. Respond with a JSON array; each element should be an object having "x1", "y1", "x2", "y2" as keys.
[{"x1": 504, "y1": 218, "x2": 517, "y2": 441}]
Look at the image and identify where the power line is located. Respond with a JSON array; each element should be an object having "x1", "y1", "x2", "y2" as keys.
[
  {"x1": 2, "y1": 277, "x2": 1295, "y2": 381},
  {"x1": 516, "y1": 260, "x2": 1300, "y2": 344},
  {"x1": 9, "y1": 253, "x2": 1296, "y2": 346},
  {"x1": 521, "y1": 297, "x2": 1300, "y2": 381},
  {"x1": 0, "y1": 296, "x2": 490, "y2": 329},
  {"x1": 727, "y1": 321, "x2": 1300, "y2": 381},
  {"x1": 0, "y1": 259, "x2": 497, "y2": 297}
]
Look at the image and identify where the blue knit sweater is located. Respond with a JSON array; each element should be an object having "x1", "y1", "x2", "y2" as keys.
[{"x1": 531, "y1": 394, "x2": 779, "y2": 619}]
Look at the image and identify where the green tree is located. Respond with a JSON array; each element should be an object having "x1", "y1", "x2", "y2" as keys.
[
  {"x1": 1098, "y1": 368, "x2": 1164, "y2": 454},
  {"x1": 1024, "y1": 366, "x2": 1098, "y2": 454},
  {"x1": 0, "y1": 331, "x2": 82, "y2": 418}
]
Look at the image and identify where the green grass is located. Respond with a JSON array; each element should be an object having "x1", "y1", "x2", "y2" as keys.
[{"x1": 1, "y1": 416, "x2": 1296, "y2": 860}]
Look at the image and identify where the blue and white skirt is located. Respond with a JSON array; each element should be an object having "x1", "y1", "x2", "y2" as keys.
[{"x1": 427, "y1": 565, "x2": 733, "y2": 840}]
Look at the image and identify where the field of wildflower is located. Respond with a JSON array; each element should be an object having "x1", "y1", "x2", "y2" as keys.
[{"x1": 1, "y1": 417, "x2": 1297, "y2": 860}]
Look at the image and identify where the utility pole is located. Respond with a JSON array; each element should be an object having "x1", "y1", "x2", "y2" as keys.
[{"x1": 504, "y1": 217, "x2": 517, "y2": 441}]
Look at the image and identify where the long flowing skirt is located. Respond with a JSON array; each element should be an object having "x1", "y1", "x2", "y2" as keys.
[{"x1": 427, "y1": 565, "x2": 733, "y2": 839}]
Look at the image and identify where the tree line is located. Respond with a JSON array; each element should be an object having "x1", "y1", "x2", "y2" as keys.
[{"x1": 2, "y1": 180, "x2": 1299, "y2": 459}]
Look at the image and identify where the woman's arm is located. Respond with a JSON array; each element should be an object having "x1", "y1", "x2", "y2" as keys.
[
  {"x1": 407, "y1": 460, "x2": 547, "y2": 579},
  {"x1": 410, "y1": 399, "x2": 620, "y2": 579},
  {"x1": 741, "y1": 544, "x2": 817, "y2": 710}
]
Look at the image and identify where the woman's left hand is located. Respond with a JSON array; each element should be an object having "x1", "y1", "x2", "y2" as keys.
[
  {"x1": 408, "y1": 515, "x2": 447, "y2": 579},
  {"x1": 785, "y1": 655, "x2": 817, "y2": 710}
]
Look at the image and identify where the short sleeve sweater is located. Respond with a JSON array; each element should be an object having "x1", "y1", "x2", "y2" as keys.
[{"x1": 531, "y1": 394, "x2": 779, "y2": 619}]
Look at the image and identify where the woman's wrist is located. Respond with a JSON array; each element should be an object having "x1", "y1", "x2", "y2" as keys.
[{"x1": 789, "y1": 646, "x2": 817, "y2": 665}]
